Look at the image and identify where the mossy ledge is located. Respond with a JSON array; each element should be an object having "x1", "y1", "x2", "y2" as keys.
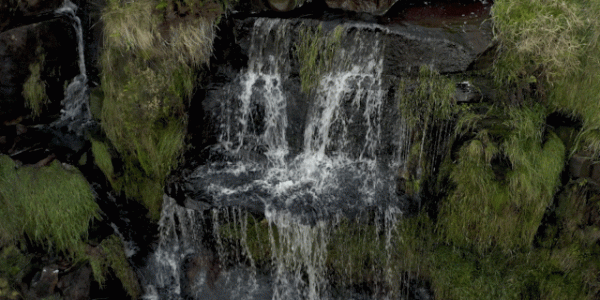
[{"x1": 97, "y1": 0, "x2": 232, "y2": 219}]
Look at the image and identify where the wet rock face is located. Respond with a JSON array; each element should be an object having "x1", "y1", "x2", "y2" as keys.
[
  {"x1": 0, "y1": 0, "x2": 64, "y2": 32},
  {"x1": 0, "y1": 18, "x2": 79, "y2": 124},
  {"x1": 326, "y1": 0, "x2": 399, "y2": 15}
]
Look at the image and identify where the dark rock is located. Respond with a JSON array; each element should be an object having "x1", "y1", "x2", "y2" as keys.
[
  {"x1": 0, "y1": 0, "x2": 63, "y2": 33},
  {"x1": 455, "y1": 81, "x2": 482, "y2": 103},
  {"x1": 0, "y1": 19, "x2": 79, "y2": 124},
  {"x1": 326, "y1": 0, "x2": 399, "y2": 15},
  {"x1": 591, "y1": 162, "x2": 600, "y2": 185},
  {"x1": 56, "y1": 264, "x2": 92, "y2": 300},
  {"x1": 29, "y1": 265, "x2": 59, "y2": 298},
  {"x1": 569, "y1": 152, "x2": 592, "y2": 178}
]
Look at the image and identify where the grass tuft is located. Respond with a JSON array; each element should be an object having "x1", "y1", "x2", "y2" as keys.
[
  {"x1": 0, "y1": 155, "x2": 99, "y2": 257},
  {"x1": 439, "y1": 105, "x2": 565, "y2": 253},
  {"x1": 22, "y1": 51, "x2": 47, "y2": 118}
]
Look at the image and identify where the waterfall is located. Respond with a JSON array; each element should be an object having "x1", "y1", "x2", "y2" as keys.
[
  {"x1": 52, "y1": 0, "x2": 92, "y2": 133},
  {"x1": 144, "y1": 18, "x2": 410, "y2": 299}
]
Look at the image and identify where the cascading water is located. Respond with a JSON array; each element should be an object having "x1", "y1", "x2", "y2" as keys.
[
  {"x1": 53, "y1": 0, "x2": 92, "y2": 133},
  {"x1": 144, "y1": 18, "x2": 414, "y2": 299}
]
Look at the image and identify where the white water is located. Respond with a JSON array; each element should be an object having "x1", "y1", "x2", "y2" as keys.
[
  {"x1": 146, "y1": 18, "x2": 413, "y2": 299},
  {"x1": 53, "y1": 0, "x2": 91, "y2": 132}
]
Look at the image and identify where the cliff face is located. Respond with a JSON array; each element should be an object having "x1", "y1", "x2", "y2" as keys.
[{"x1": 1, "y1": 0, "x2": 600, "y2": 299}]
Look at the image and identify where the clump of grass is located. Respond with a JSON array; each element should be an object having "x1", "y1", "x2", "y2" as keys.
[
  {"x1": 492, "y1": 0, "x2": 600, "y2": 156},
  {"x1": 100, "y1": 0, "x2": 227, "y2": 218},
  {"x1": 439, "y1": 105, "x2": 565, "y2": 253},
  {"x1": 22, "y1": 51, "x2": 47, "y2": 118},
  {"x1": 296, "y1": 24, "x2": 344, "y2": 93},
  {"x1": 397, "y1": 65, "x2": 457, "y2": 129},
  {"x1": 90, "y1": 235, "x2": 140, "y2": 298},
  {"x1": 0, "y1": 155, "x2": 99, "y2": 257}
]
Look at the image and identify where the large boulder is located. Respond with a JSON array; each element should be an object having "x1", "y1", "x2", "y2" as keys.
[
  {"x1": 326, "y1": 0, "x2": 399, "y2": 15},
  {"x1": 0, "y1": 19, "x2": 79, "y2": 124}
]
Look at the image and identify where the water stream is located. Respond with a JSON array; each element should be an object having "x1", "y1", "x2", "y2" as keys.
[
  {"x1": 143, "y1": 17, "x2": 413, "y2": 299},
  {"x1": 53, "y1": 0, "x2": 92, "y2": 133}
]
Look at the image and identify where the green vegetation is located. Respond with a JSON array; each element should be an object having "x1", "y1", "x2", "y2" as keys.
[
  {"x1": 492, "y1": 0, "x2": 600, "y2": 156},
  {"x1": 0, "y1": 245, "x2": 29, "y2": 300},
  {"x1": 99, "y1": 0, "x2": 230, "y2": 218},
  {"x1": 296, "y1": 24, "x2": 344, "y2": 93},
  {"x1": 397, "y1": 65, "x2": 457, "y2": 129},
  {"x1": 439, "y1": 105, "x2": 565, "y2": 253},
  {"x1": 0, "y1": 155, "x2": 99, "y2": 256},
  {"x1": 90, "y1": 235, "x2": 140, "y2": 298},
  {"x1": 22, "y1": 51, "x2": 47, "y2": 118}
]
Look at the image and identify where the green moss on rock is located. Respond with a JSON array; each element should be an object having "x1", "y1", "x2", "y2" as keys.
[{"x1": 296, "y1": 24, "x2": 344, "y2": 94}]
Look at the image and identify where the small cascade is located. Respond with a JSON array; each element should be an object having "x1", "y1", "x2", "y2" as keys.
[
  {"x1": 52, "y1": 0, "x2": 92, "y2": 133},
  {"x1": 146, "y1": 18, "x2": 414, "y2": 299}
]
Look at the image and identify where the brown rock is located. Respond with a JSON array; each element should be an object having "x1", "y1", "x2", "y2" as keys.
[
  {"x1": 569, "y1": 153, "x2": 592, "y2": 178},
  {"x1": 326, "y1": 0, "x2": 399, "y2": 15}
]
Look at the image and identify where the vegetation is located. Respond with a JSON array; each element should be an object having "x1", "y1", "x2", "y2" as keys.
[
  {"x1": 22, "y1": 50, "x2": 47, "y2": 118},
  {"x1": 492, "y1": 0, "x2": 600, "y2": 156},
  {"x1": 397, "y1": 65, "x2": 457, "y2": 129},
  {"x1": 99, "y1": 0, "x2": 229, "y2": 218},
  {"x1": 439, "y1": 105, "x2": 565, "y2": 253},
  {"x1": 296, "y1": 24, "x2": 344, "y2": 93},
  {"x1": 90, "y1": 235, "x2": 141, "y2": 298},
  {"x1": 0, "y1": 155, "x2": 99, "y2": 257}
]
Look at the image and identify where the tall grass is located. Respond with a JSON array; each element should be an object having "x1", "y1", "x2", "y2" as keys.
[
  {"x1": 492, "y1": 0, "x2": 600, "y2": 156},
  {"x1": 439, "y1": 105, "x2": 565, "y2": 253},
  {"x1": 0, "y1": 155, "x2": 99, "y2": 256}
]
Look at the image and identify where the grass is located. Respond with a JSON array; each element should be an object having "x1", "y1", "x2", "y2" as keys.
[
  {"x1": 22, "y1": 51, "x2": 47, "y2": 118},
  {"x1": 100, "y1": 0, "x2": 222, "y2": 218},
  {"x1": 439, "y1": 105, "x2": 565, "y2": 253},
  {"x1": 0, "y1": 155, "x2": 100, "y2": 256},
  {"x1": 492, "y1": 0, "x2": 600, "y2": 156},
  {"x1": 97, "y1": 235, "x2": 141, "y2": 298},
  {"x1": 296, "y1": 24, "x2": 344, "y2": 93},
  {"x1": 397, "y1": 65, "x2": 457, "y2": 129}
]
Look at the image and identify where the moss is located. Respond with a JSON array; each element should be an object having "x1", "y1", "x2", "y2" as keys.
[
  {"x1": 100, "y1": 235, "x2": 141, "y2": 299},
  {"x1": 0, "y1": 155, "x2": 99, "y2": 257},
  {"x1": 91, "y1": 139, "x2": 115, "y2": 180},
  {"x1": 397, "y1": 65, "x2": 457, "y2": 129},
  {"x1": 296, "y1": 24, "x2": 344, "y2": 94},
  {"x1": 0, "y1": 245, "x2": 29, "y2": 300},
  {"x1": 22, "y1": 51, "x2": 47, "y2": 118},
  {"x1": 220, "y1": 215, "x2": 276, "y2": 267},
  {"x1": 439, "y1": 105, "x2": 565, "y2": 253}
]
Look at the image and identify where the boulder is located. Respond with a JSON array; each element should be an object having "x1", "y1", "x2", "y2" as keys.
[
  {"x1": 569, "y1": 152, "x2": 592, "y2": 178},
  {"x1": 56, "y1": 264, "x2": 92, "y2": 300},
  {"x1": 326, "y1": 0, "x2": 399, "y2": 15},
  {"x1": 0, "y1": 19, "x2": 79, "y2": 124},
  {"x1": 29, "y1": 265, "x2": 59, "y2": 298}
]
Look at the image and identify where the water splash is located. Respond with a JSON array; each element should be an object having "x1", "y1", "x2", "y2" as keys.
[{"x1": 52, "y1": 0, "x2": 92, "y2": 133}]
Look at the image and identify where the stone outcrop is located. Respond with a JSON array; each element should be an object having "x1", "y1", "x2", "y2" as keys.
[
  {"x1": 326, "y1": 0, "x2": 399, "y2": 15},
  {"x1": 0, "y1": 19, "x2": 78, "y2": 124}
]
